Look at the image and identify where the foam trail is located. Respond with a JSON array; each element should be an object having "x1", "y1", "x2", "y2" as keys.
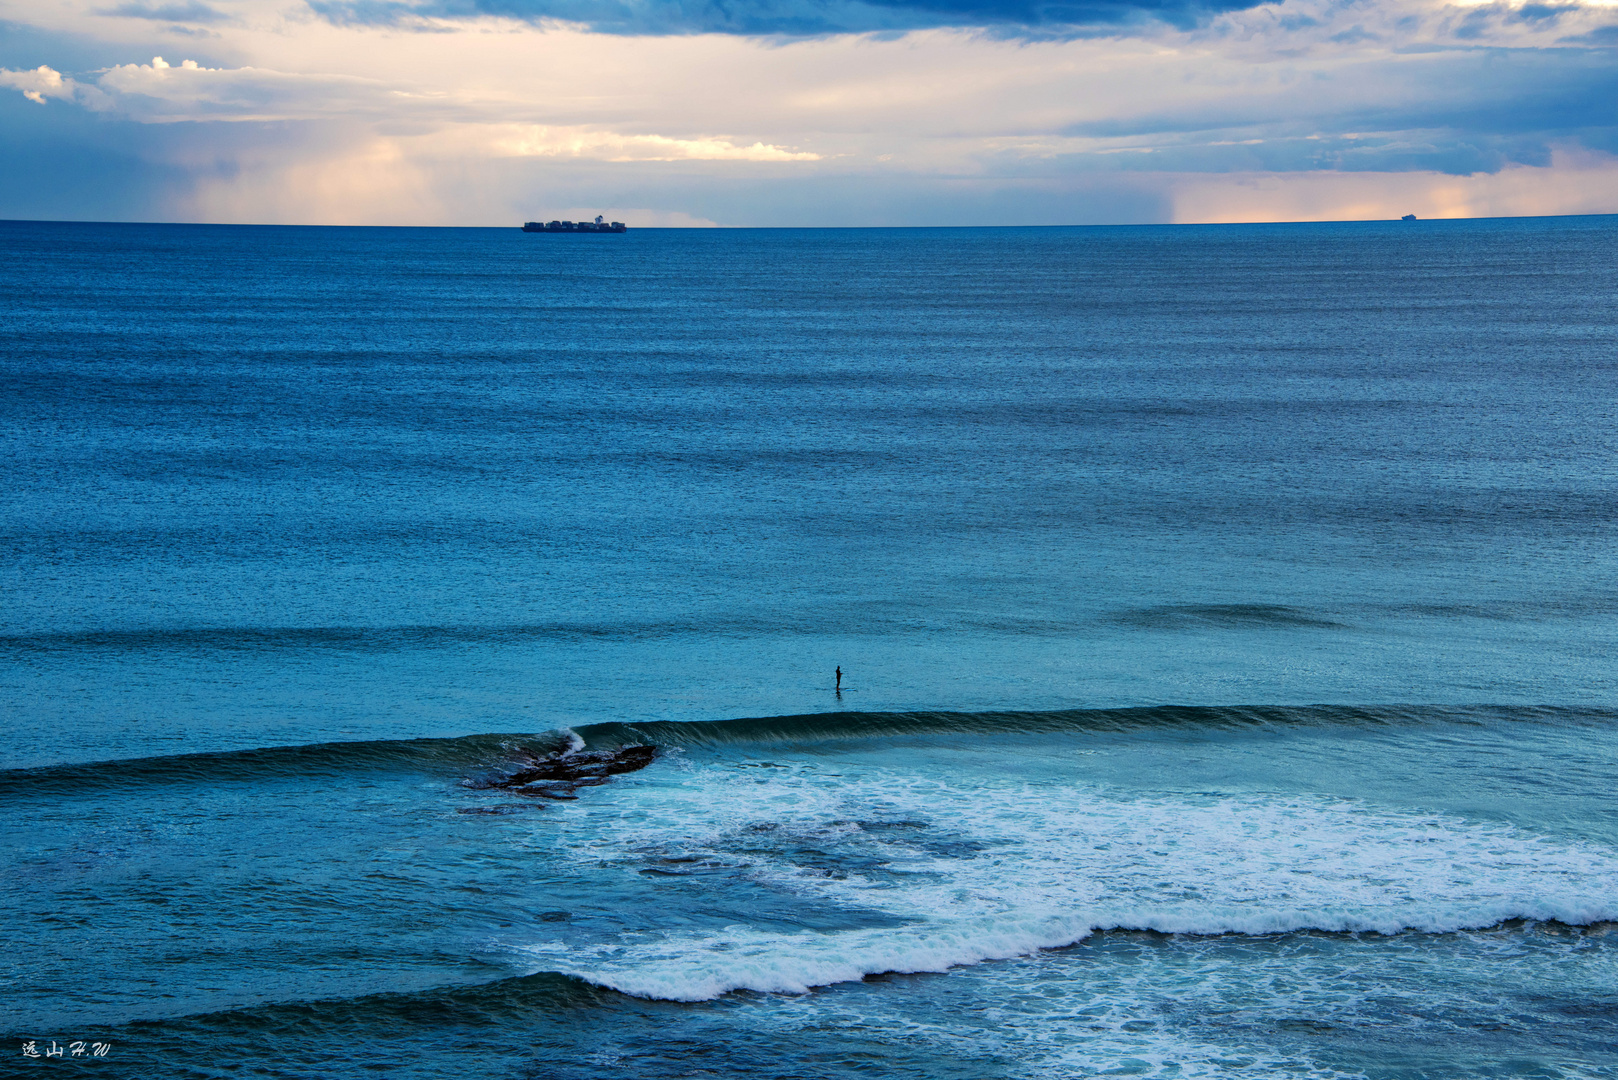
[
  {"x1": 529, "y1": 916, "x2": 1098, "y2": 1001},
  {"x1": 516, "y1": 758, "x2": 1618, "y2": 1001}
]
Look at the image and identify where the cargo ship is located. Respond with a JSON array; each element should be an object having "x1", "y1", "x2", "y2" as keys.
[{"x1": 523, "y1": 215, "x2": 627, "y2": 233}]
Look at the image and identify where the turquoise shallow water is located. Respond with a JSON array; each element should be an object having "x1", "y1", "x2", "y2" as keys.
[{"x1": 2, "y1": 218, "x2": 1616, "y2": 1077}]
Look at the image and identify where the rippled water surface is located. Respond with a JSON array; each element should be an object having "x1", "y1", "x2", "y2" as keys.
[{"x1": 2, "y1": 218, "x2": 1617, "y2": 1078}]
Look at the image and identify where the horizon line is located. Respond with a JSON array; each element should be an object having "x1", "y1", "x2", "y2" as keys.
[{"x1": 5, "y1": 211, "x2": 1617, "y2": 230}]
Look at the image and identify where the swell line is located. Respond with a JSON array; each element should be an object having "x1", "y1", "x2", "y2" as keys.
[
  {"x1": 0, "y1": 730, "x2": 575, "y2": 797},
  {"x1": 0, "y1": 971, "x2": 608, "y2": 1043},
  {"x1": 4, "y1": 704, "x2": 1607, "y2": 796},
  {"x1": 570, "y1": 703, "x2": 1608, "y2": 750}
]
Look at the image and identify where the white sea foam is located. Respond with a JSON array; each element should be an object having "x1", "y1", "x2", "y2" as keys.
[
  {"x1": 743, "y1": 921, "x2": 1618, "y2": 1080},
  {"x1": 518, "y1": 755, "x2": 1618, "y2": 1003}
]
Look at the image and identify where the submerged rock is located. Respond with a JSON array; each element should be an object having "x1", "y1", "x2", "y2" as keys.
[
  {"x1": 470, "y1": 743, "x2": 658, "y2": 801},
  {"x1": 507, "y1": 743, "x2": 657, "y2": 783}
]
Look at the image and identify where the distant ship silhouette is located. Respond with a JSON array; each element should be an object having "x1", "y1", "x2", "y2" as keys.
[
  {"x1": 523, "y1": 215, "x2": 627, "y2": 233},
  {"x1": 1401, "y1": 214, "x2": 1418, "y2": 221}
]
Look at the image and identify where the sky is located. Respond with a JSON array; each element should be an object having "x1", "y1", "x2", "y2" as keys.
[{"x1": 1, "y1": 0, "x2": 1615, "y2": 224}]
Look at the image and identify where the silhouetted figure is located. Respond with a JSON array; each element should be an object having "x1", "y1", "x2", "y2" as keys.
[{"x1": 835, "y1": 666, "x2": 842, "y2": 692}]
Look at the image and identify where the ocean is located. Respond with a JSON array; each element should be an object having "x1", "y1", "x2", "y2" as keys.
[{"x1": 2, "y1": 216, "x2": 1615, "y2": 1078}]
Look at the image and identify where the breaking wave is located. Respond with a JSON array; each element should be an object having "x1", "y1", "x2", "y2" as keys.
[{"x1": 513, "y1": 746, "x2": 1618, "y2": 1000}]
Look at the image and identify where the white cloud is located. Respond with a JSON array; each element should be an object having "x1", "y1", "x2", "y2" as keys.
[
  {"x1": 492, "y1": 125, "x2": 819, "y2": 162},
  {"x1": 89, "y1": 56, "x2": 403, "y2": 121},
  {"x1": 19, "y1": 50, "x2": 822, "y2": 165},
  {"x1": 0, "y1": 65, "x2": 78, "y2": 105}
]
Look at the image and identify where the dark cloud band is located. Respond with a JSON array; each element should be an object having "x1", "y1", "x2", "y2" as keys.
[{"x1": 308, "y1": 0, "x2": 1264, "y2": 35}]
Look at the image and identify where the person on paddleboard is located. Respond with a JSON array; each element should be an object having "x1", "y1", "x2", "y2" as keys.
[{"x1": 835, "y1": 666, "x2": 842, "y2": 692}]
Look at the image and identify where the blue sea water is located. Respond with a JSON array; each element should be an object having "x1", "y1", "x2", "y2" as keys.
[{"x1": 2, "y1": 216, "x2": 1617, "y2": 1078}]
